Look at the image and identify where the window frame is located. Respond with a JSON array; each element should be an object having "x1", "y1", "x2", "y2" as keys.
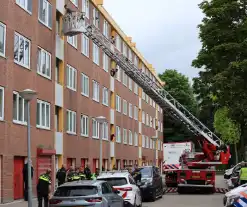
[
  {"x1": 92, "y1": 80, "x2": 100, "y2": 102},
  {"x1": 116, "y1": 126, "x2": 121, "y2": 143},
  {"x1": 81, "y1": 114, "x2": 89, "y2": 137},
  {"x1": 0, "y1": 86, "x2": 4, "y2": 120},
  {"x1": 82, "y1": 0, "x2": 89, "y2": 19},
  {"x1": 13, "y1": 91, "x2": 27, "y2": 125},
  {"x1": 93, "y1": 43, "x2": 100, "y2": 65},
  {"x1": 93, "y1": 8, "x2": 100, "y2": 28},
  {"x1": 103, "y1": 19, "x2": 109, "y2": 38},
  {"x1": 37, "y1": 46, "x2": 51, "y2": 79},
  {"x1": 70, "y1": 0, "x2": 78, "y2": 7},
  {"x1": 134, "y1": 132, "x2": 138, "y2": 147},
  {"x1": 134, "y1": 83, "x2": 138, "y2": 95},
  {"x1": 128, "y1": 78, "x2": 132, "y2": 91},
  {"x1": 38, "y1": 0, "x2": 52, "y2": 29},
  {"x1": 82, "y1": 34, "x2": 89, "y2": 57},
  {"x1": 81, "y1": 73, "x2": 89, "y2": 97},
  {"x1": 66, "y1": 110, "x2": 77, "y2": 134},
  {"x1": 134, "y1": 106, "x2": 138, "y2": 120},
  {"x1": 103, "y1": 52, "x2": 109, "y2": 72},
  {"x1": 116, "y1": 95, "x2": 121, "y2": 112},
  {"x1": 129, "y1": 103, "x2": 132, "y2": 118},
  {"x1": 67, "y1": 35, "x2": 77, "y2": 48},
  {"x1": 123, "y1": 128, "x2": 127, "y2": 144},
  {"x1": 102, "y1": 122, "x2": 108, "y2": 140},
  {"x1": 0, "y1": 22, "x2": 6, "y2": 57},
  {"x1": 122, "y1": 71, "x2": 128, "y2": 87},
  {"x1": 66, "y1": 65, "x2": 77, "y2": 91},
  {"x1": 36, "y1": 99, "x2": 51, "y2": 130},
  {"x1": 102, "y1": 87, "x2": 109, "y2": 106},
  {"x1": 16, "y1": 0, "x2": 32, "y2": 14},
  {"x1": 129, "y1": 130, "x2": 133, "y2": 145},
  {"x1": 123, "y1": 100, "x2": 127, "y2": 115},
  {"x1": 92, "y1": 118, "x2": 100, "y2": 139}
]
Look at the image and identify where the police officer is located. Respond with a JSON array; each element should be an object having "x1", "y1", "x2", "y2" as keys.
[
  {"x1": 37, "y1": 169, "x2": 52, "y2": 207},
  {"x1": 72, "y1": 167, "x2": 81, "y2": 181},
  {"x1": 56, "y1": 164, "x2": 66, "y2": 186},
  {"x1": 239, "y1": 162, "x2": 247, "y2": 185},
  {"x1": 131, "y1": 164, "x2": 141, "y2": 184},
  {"x1": 79, "y1": 167, "x2": 86, "y2": 180},
  {"x1": 67, "y1": 166, "x2": 76, "y2": 182},
  {"x1": 84, "y1": 164, "x2": 92, "y2": 180}
]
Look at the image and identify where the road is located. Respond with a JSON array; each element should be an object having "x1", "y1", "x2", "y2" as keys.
[{"x1": 143, "y1": 175, "x2": 226, "y2": 207}]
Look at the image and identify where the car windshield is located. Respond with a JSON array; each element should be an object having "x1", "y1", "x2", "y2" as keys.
[
  {"x1": 139, "y1": 167, "x2": 152, "y2": 178},
  {"x1": 54, "y1": 186, "x2": 98, "y2": 197},
  {"x1": 97, "y1": 178, "x2": 127, "y2": 186}
]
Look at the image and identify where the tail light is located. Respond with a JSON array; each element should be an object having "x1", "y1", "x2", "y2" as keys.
[
  {"x1": 114, "y1": 187, "x2": 132, "y2": 191},
  {"x1": 49, "y1": 199, "x2": 62, "y2": 204},
  {"x1": 85, "y1": 197, "x2": 102, "y2": 203}
]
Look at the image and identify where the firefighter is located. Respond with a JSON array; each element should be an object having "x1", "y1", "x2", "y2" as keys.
[
  {"x1": 79, "y1": 166, "x2": 86, "y2": 180},
  {"x1": 239, "y1": 162, "x2": 247, "y2": 185},
  {"x1": 36, "y1": 169, "x2": 52, "y2": 207},
  {"x1": 131, "y1": 164, "x2": 142, "y2": 184},
  {"x1": 56, "y1": 164, "x2": 66, "y2": 186}
]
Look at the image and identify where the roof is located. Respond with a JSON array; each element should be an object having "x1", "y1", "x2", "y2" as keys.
[
  {"x1": 97, "y1": 171, "x2": 130, "y2": 179},
  {"x1": 59, "y1": 180, "x2": 105, "y2": 187}
]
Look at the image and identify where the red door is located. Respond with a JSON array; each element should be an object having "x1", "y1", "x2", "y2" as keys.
[
  {"x1": 37, "y1": 156, "x2": 52, "y2": 182},
  {"x1": 81, "y1": 159, "x2": 86, "y2": 168},
  {"x1": 67, "y1": 158, "x2": 72, "y2": 169},
  {"x1": 14, "y1": 157, "x2": 24, "y2": 200},
  {"x1": 93, "y1": 159, "x2": 97, "y2": 173}
]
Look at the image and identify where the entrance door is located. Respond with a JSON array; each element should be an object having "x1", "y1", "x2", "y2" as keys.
[{"x1": 14, "y1": 157, "x2": 24, "y2": 200}]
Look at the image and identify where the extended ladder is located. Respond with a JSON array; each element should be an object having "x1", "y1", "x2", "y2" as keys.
[{"x1": 62, "y1": 13, "x2": 223, "y2": 148}]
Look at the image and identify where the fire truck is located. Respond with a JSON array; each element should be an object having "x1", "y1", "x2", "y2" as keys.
[{"x1": 61, "y1": 8, "x2": 231, "y2": 194}]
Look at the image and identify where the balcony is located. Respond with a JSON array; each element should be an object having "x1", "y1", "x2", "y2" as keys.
[
  {"x1": 139, "y1": 97, "x2": 142, "y2": 109},
  {"x1": 56, "y1": 35, "x2": 64, "y2": 60},
  {"x1": 110, "y1": 76, "x2": 114, "y2": 92},
  {"x1": 139, "y1": 147, "x2": 142, "y2": 159},
  {"x1": 55, "y1": 83, "x2": 63, "y2": 107},
  {"x1": 55, "y1": 132, "x2": 63, "y2": 155},
  {"x1": 139, "y1": 122, "x2": 142, "y2": 133},
  {"x1": 56, "y1": 0, "x2": 65, "y2": 14},
  {"x1": 110, "y1": 142, "x2": 115, "y2": 157},
  {"x1": 110, "y1": 109, "x2": 115, "y2": 124}
]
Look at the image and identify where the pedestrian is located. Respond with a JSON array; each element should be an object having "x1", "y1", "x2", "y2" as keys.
[
  {"x1": 56, "y1": 164, "x2": 66, "y2": 186},
  {"x1": 37, "y1": 168, "x2": 52, "y2": 207},
  {"x1": 239, "y1": 162, "x2": 247, "y2": 185},
  {"x1": 23, "y1": 160, "x2": 34, "y2": 201},
  {"x1": 131, "y1": 164, "x2": 142, "y2": 184},
  {"x1": 84, "y1": 164, "x2": 92, "y2": 180}
]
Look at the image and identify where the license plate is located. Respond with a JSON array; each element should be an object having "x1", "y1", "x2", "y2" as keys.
[{"x1": 192, "y1": 176, "x2": 200, "y2": 178}]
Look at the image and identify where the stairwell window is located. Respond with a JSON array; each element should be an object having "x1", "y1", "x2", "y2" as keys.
[
  {"x1": 123, "y1": 129, "x2": 127, "y2": 144},
  {"x1": 102, "y1": 87, "x2": 108, "y2": 106},
  {"x1": 92, "y1": 80, "x2": 100, "y2": 102},
  {"x1": 82, "y1": 0, "x2": 89, "y2": 19},
  {"x1": 36, "y1": 100, "x2": 50, "y2": 130},
  {"x1": 123, "y1": 100, "x2": 127, "y2": 115},
  {"x1": 0, "y1": 22, "x2": 6, "y2": 57},
  {"x1": 92, "y1": 118, "x2": 99, "y2": 138},
  {"x1": 66, "y1": 65, "x2": 77, "y2": 91},
  {"x1": 16, "y1": 0, "x2": 32, "y2": 13},
  {"x1": 81, "y1": 114, "x2": 89, "y2": 137},
  {"x1": 14, "y1": 32, "x2": 31, "y2": 69},
  {"x1": 81, "y1": 73, "x2": 89, "y2": 97},
  {"x1": 37, "y1": 47, "x2": 51, "y2": 79},
  {"x1": 129, "y1": 130, "x2": 133, "y2": 145},
  {"x1": 116, "y1": 126, "x2": 121, "y2": 143},
  {"x1": 67, "y1": 36, "x2": 77, "y2": 48},
  {"x1": 134, "y1": 106, "x2": 138, "y2": 120},
  {"x1": 103, "y1": 20, "x2": 109, "y2": 38},
  {"x1": 13, "y1": 92, "x2": 28, "y2": 125},
  {"x1": 116, "y1": 95, "x2": 121, "y2": 112},
  {"x1": 129, "y1": 103, "x2": 132, "y2": 118},
  {"x1": 103, "y1": 52, "x2": 109, "y2": 72},
  {"x1": 82, "y1": 34, "x2": 89, "y2": 57},
  {"x1": 134, "y1": 132, "x2": 138, "y2": 146},
  {"x1": 0, "y1": 87, "x2": 4, "y2": 120},
  {"x1": 93, "y1": 43, "x2": 99, "y2": 65},
  {"x1": 67, "y1": 110, "x2": 76, "y2": 134},
  {"x1": 93, "y1": 8, "x2": 100, "y2": 28},
  {"x1": 38, "y1": 0, "x2": 52, "y2": 28},
  {"x1": 102, "y1": 122, "x2": 108, "y2": 140}
]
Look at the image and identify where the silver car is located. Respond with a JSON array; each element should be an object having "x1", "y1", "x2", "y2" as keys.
[{"x1": 49, "y1": 180, "x2": 124, "y2": 207}]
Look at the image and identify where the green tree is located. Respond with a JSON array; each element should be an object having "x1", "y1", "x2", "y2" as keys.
[{"x1": 159, "y1": 69, "x2": 198, "y2": 142}]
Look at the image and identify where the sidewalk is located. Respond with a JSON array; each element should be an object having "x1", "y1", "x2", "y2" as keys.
[{"x1": 0, "y1": 199, "x2": 37, "y2": 207}]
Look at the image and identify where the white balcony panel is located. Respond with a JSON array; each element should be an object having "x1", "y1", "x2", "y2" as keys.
[
  {"x1": 110, "y1": 77, "x2": 115, "y2": 92},
  {"x1": 138, "y1": 147, "x2": 142, "y2": 159},
  {"x1": 56, "y1": 0, "x2": 65, "y2": 14},
  {"x1": 56, "y1": 35, "x2": 64, "y2": 60},
  {"x1": 55, "y1": 83, "x2": 63, "y2": 107},
  {"x1": 55, "y1": 132, "x2": 63, "y2": 155},
  {"x1": 139, "y1": 97, "x2": 142, "y2": 109},
  {"x1": 139, "y1": 122, "x2": 142, "y2": 134},
  {"x1": 110, "y1": 142, "x2": 115, "y2": 157},
  {"x1": 110, "y1": 109, "x2": 115, "y2": 124}
]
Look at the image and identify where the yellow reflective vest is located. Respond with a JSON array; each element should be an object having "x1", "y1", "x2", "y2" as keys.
[{"x1": 240, "y1": 167, "x2": 247, "y2": 180}]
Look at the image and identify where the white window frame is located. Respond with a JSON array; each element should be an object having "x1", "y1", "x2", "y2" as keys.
[
  {"x1": 67, "y1": 35, "x2": 77, "y2": 48},
  {"x1": 123, "y1": 42, "x2": 127, "y2": 57},
  {"x1": 146, "y1": 136, "x2": 149, "y2": 148},
  {"x1": 66, "y1": 65, "x2": 77, "y2": 91},
  {"x1": 134, "y1": 132, "x2": 138, "y2": 147},
  {"x1": 116, "y1": 66, "x2": 121, "y2": 82},
  {"x1": 82, "y1": 34, "x2": 89, "y2": 57},
  {"x1": 92, "y1": 118, "x2": 100, "y2": 139},
  {"x1": 142, "y1": 111, "x2": 145, "y2": 124},
  {"x1": 82, "y1": 0, "x2": 89, "y2": 19},
  {"x1": 93, "y1": 43, "x2": 99, "y2": 65},
  {"x1": 123, "y1": 100, "x2": 127, "y2": 115},
  {"x1": 16, "y1": 0, "x2": 32, "y2": 13},
  {"x1": 116, "y1": 95, "x2": 121, "y2": 112},
  {"x1": 92, "y1": 80, "x2": 100, "y2": 102},
  {"x1": 81, "y1": 114, "x2": 89, "y2": 137},
  {"x1": 0, "y1": 22, "x2": 6, "y2": 57},
  {"x1": 129, "y1": 130, "x2": 133, "y2": 145},
  {"x1": 142, "y1": 90, "x2": 146, "y2": 100},
  {"x1": 102, "y1": 122, "x2": 108, "y2": 140},
  {"x1": 150, "y1": 116, "x2": 153, "y2": 127},
  {"x1": 93, "y1": 8, "x2": 100, "y2": 28},
  {"x1": 134, "y1": 83, "x2": 138, "y2": 95},
  {"x1": 103, "y1": 52, "x2": 109, "y2": 72},
  {"x1": 116, "y1": 126, "x2": 121, "y2": 143},
  {"x1": 102, "y1": 87, "x2": 109, "y2": 106},
  {"x1": 142, "y1": 135, "x2": 145, "y2": 148},
  {"x1": 150, "y1": 139, "x2": 152, "y2": 149},
  {"x1": 123, "y1": 129, "x2": 127, "y2": 144},
  {"x1": 146, "y1": 114, "x2": 149, "y2": 126},
  {"x1": 103, "y1": 20, "x2": 109, "y2": 38},
  {"x1": 36, "y1": 99, "x2": 50, "y2": 130},
  {"x1": 128, "y1": 48, "x2": 132, "y2": 61},
  {"x1": 38, "y1": 0, "x2": 52, "y2": 28},
  {"x1": 134, "y1": 106, "x2": 138, "y2": 120},
  {"x1": 14, "y1": 32, "x2": 31, "y2": 69},
  {"x1": 134, "y1": 56, "x2": 138, "y2": 67},
  {"x1": 70, "y1": 0, "x2": 78, "y2": 7},
  {"x1": 129, "y1": 78, "x2": 132, "y2": 91},
  {"x1": 116, "y1": 35, "x2": 121, "y2": 51},
  {"x1": 153, "y1": 118, "x2": 156, "y2": 129},
  {"x1": 122, "y1": 72, "x2": 128, "y2": 86},
  {"x1": 129, "y1": 103, "x2": 132, "y2": 118},
  {"x1": 81, "y1": 73, "x2": 89, "y2": 97},
  {"x1": 67, "y1": 110, "x2": 77, "y2": 134},
  {"x1": 0, "y1": 86, "x2": 4, "y2": 120},
  {"x1": 13, "y1": 91, "x2": 27, "y2": 125},
  {"x1": 37, "y1": 47, "x2": 51, "y2": 79}
]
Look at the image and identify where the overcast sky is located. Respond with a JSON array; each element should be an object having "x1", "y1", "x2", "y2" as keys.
[{"x1": 103, "y1": 0, "x2": 204, "y2": 80}]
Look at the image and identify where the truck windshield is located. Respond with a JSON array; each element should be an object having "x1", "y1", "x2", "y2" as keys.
[{"x1": 139, "y1": 167, "x2": 152, "y2": 178}]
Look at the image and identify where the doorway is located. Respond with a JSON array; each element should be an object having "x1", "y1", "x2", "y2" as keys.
[{"x1": 13, "y1": 156, "x2": 24, "y2": 200}]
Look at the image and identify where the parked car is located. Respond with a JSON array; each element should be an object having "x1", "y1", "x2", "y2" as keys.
[
  {"x1": 97, "y1": 170, "x2": 142, "y2": 207},
  {"x1": 224, "y1": 163, "x2": 242, "y2": 180},
  {"x1": 49, "y1": 180, "x2": 124, "y2": 207},
  {"x1": 138, "y1": 166, "x2": 163, "y2": 201}
]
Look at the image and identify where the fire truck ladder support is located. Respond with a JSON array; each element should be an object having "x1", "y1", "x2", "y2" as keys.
[{"x1": 62, "y1": 14, "x2": 223, "y2": 148}]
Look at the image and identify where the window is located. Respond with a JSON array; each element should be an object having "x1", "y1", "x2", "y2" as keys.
[
  {"x1": 134, "y1": 83, "x2": 138, "y2": 95},
  {"x1": 134, "y1": 106, "x2": 138, "y2": 120},
  {"x1": 14, "y1": 32, "x2": 30, "y2": 68},
  {"x1": 146, "y1": 136, "x2": 149, "y2": 148},
  {"x1": 142, "y1": 90, "x2": 146, "y2": 100},
  {"x1": 82, "y1": 0, "x2": 89, "y2": 18},
  {"x1": 146, "y1": 114, "x2": 149, "y2": 126},
  {"x1": 123, "y1": 42, "x2": 127, "y2": 57},
  {"x1": 116, "y1": 35, "x2": 121, "y2": 51},
  {"x1": 158, "y1": 140, "x2": 161, "y2": 151},
  {"x1": 116, "y1": 126, "x2": 121, "y2": 143},
  {"x1": 93, "y1": 43, "x2": 99, "y2": 65},
  {"x1": 116, "y1": 95, "x2": 121, "y2": 112},
  {"x1": 153, "y1": 118, "x2": 156, "y2": 129},
  {"x1": 116, "y1": 66, "x2": 121, "y2": 82},
  {"x1": 146, "y1": 95, "x2": 149, "y2": 103},
  {"x1": 103, "y1": 52, "x2": 109, "y2": 72},
  {"x1": 16, "y1": 0, "x2": 32, "y2": 13},
  {"x1": 102, "y1": 122, "x2": 108, "y2": 140},
  {"x1": 0, "y1": 22, "x2": 6, "y2": 57},
  {"x1": 153, "y1": 140, "x2": 155, "y2": 149},
  {"x1": 81, "y1": 73, "x2": 89, "y2": 97},
  {"x1": 129, "y1": 103, "x2": 132, "y2": 118},
  {"x1": 37, "y1": 47, "x2": 51, "y2": 79},
  {"x1": 54, "y1": 186, "x2": 98, "y2": 197},
  {"x1": 92, "y1": 119, "x2": 100, "y2": 138},
  {"x1": 102, "y1": 87, "x2": 108, "y2": 106},
  {"x1": 13, "y1": 92, "x2": 27, "y2": 124},
  {"x1": 103, "y1": 20, "x2": 109, "y2": 38},
  {"x1": 129, "y1": 130, "x2": 133, "y2": 145},
  {"x1": 134, "y1": 132, "x2": 138, "y2": 146},
  {"x1": 142, "y1": 111, "x2": 145, "y2": 124},
  {"x1": 128, "y1": 49, "x2": 132, "y2": 61},
  {"x1": 81, "y1": 114, "x2": 89, "y2": 137},
  {"x1": 153, "y1": 101, "x2": 155, "y2": 108},
  {"x1": 82, "y1": 34, "x2": 89, "y2": 57},
  {"x1": 38, "y1": 0, "x2": 52, "y2": 28},
  {"x1": 142, "y1": 135, "x2": 145, "y2": 147},
  {"x1": 129, "y1": 78, "x2": 132, "y2": 91},
  {"x1": 93, "y1": 8, "x2": 100, "y2": 28},
  {"x1": 92, "y1": 81, "x2": 100, "y2": 102},
  {"x1": 70, "y1": 0, "x2": 78, "y2": 6},
  {"x1": 66, "y1": 65, "x2": 77, "y2": 91},
  {"x1": 150, "y1": 116, "x2": 152, "y2": 127},
  {"x1": 67, "y1": 110, "x2": 76, "y2": 134},
  {"x1": 0, "y1": 87, "x2": 4, "y2": 120},
  {"x1": 122, "y1": 72, "x2": 127, "y2": 86},
  {"x1": 123, "y1": 100, "x2": 127, "y2": 115},
  {"x1": 37, "y1": 100, "x2": 50, "y2": 129},
  {"x1": 150, "y1": 139, "x2": 152, "y2": 149},
  {"x1": 67, "y1": 36, "x2": 77, "y2": 48},
  {"x1": 150, "y1": 98, "x2": 152, "y2": 106},
  {"x1": 123, "y1": 129, "x2": 127, "y2": 144},
  {"x1": 134, "y1": 56, "x2": 138, "y2": 67}
]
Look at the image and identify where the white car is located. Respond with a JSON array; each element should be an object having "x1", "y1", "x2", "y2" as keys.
[
  {"x1": 223, "y1": 183, "x2": 247, "y2": 206},
  {"x1": 97, "y1": 171, "x2": 142, "y2": 207}
]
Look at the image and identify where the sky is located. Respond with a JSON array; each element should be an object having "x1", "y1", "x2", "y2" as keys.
[{"x1": 103, "y1": 0, "x2": 204, "y2": 80}]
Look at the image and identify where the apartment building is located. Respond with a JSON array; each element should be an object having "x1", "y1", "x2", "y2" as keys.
[{"x1": 0, "y1": 0, "x2": 164, "y2": 203}]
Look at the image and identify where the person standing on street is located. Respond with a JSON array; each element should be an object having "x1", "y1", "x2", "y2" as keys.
[
  {"x1": 131, "y1": 164, "x2": 141, "y2": 184},
  {"x1": 37, "y1": 169, "x2": 52, "y2": 207},
  {"x1": 79, "y1": 166, "x2": 86, "y2": 180},
  {"x1": 84, "y1": 164, "x2": 92, "y2": 180},
  {"x1": 56, "y1": 164, "x2": 66, "y2": 186},
  {"x1": 239, "y1": 162, "x2": 247, "y2": 185},
  {"x1": 67, "y1": 166, "x2": 75, "y2": 182},
  {"x1": 23, "y1": 160, "x2": 34, "y2": 201}
]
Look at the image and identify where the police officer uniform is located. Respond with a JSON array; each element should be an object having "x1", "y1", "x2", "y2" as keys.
[
  {"x1": 132, "y1": 167, "x2": 141, "y2": 184},
  {"x1": 240, "y1": 163, "x2": 247, "y2": 185}
]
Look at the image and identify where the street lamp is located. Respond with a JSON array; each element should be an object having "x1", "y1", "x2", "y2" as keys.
[
  {"x1": 151, "y1": 136, "x2": 158, "y2": 166},
  {"x1": 19, "y1": 89, "x2": 37, "y2": 207},
  {"x1": 95, "y1": 116, "x2": 107, "y2": 174}
]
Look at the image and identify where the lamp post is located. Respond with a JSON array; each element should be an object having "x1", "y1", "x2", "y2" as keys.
[
  {"x1": 151, "y1": 136, "x2": 158, "y2": 166},
  {"x1": 19, "y1": 89, "x2": 37, "y2": 207},
  {"x1": 95, "y1": 116, "x2": 107, "y2": 174}
]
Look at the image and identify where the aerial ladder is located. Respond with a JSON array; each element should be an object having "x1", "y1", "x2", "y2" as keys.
[{"x1": 62, "y1": 10, "x2": 230, "y2": 193}]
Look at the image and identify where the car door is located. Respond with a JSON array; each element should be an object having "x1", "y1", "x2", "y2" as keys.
[
  {"x1": 105, "y1": 182, "x2": 123, "y2": 207},
  {"x1": 101, "y1": 182, "x2": 114, "y2": 207},
  {"x1": 155, "y1": 167, "x2": 163, "y2": 194}
]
